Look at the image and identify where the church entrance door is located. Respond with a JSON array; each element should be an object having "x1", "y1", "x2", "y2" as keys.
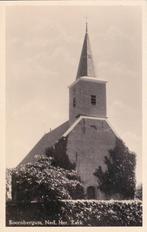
[{"x1": 87, "y1": 186, "x2": 96, "y2": 199}]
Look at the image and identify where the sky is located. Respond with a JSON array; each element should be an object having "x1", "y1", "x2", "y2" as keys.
[{"x1": 6, "y1": 5, "x2": 142, "y2": 184}]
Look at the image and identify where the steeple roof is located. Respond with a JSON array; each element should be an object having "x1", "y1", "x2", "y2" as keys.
[{"x1": 76, "y1": 23, "x2": 96, "y2": 79}]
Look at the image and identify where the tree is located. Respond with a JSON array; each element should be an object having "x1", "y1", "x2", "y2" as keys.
[
  {"x1": 94, "y1": 137, "x2": 136, "y2": 199},
  {"x1": 6, "y1": 168, "x2": 12, "y2": 201},
  {"x1": 12, "y1": 155, "x2": 84, "y2": 202},
  {"x1": 45, "y1": 137, "x2": 76, "y2": 170}
]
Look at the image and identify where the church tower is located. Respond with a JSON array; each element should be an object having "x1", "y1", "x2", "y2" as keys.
[
  {"x1": 18, "y1": 23, "x2": 119, "y2": 200},
  {"x1": 66, "y1": 24, "x2": 117, "y2": 199},
  {"x1": 69, "y1": 23, "x2": 107, "y2": 124}
]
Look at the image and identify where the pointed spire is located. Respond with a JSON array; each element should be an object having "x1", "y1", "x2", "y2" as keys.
[
  {"x1": 76, "y1": 22, "x2": 96, "y2": 79},
  {"x1": 86, "y1": 17, "x2": 88, "y2": 33}
]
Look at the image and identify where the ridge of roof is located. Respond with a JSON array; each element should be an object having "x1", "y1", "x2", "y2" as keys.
[
  {"x1": 63, "y1": 116, "x2": 120, "y2": 139},
  {"x1": 63, "y1": 116, "x2": 107, "y2": 137},
  {"x1": 17, "y1": 121, "x2": 69, "y2": 167}
]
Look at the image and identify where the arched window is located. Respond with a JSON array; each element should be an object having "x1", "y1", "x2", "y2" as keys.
[{"x1": 87, "y1": 186, "x2": 96, "y2": 199}]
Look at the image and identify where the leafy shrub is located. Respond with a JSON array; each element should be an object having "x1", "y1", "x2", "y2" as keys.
[
  {"x1": 94, "y1": 138, "x2": 136, "y2": 199},
  {"x1": 60, "y1": 200, "x2": 142, "y2": 226},
  {"x1": 12, "y1": 156, "x2": 84, "y2": 202},
  {"x1": 6, "y1": 200, "x2": 142, "y2": 226}
]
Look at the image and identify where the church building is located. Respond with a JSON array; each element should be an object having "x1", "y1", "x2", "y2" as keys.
[{"x1": 18, "y1": 24, "x2": 119, "y2": 200}]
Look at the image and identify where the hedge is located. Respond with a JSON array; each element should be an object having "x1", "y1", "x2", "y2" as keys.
[{"x1": 6, "y1": 200, "x2": 142, "y2": 226}]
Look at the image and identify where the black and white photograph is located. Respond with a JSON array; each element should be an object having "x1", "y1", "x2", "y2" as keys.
[{"x1": 3, "y1": 0, "x2": 144, "y2": 228}]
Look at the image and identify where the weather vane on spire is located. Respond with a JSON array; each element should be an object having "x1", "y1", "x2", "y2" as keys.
[{"x1": 86, "y1": 16, "x2": 88, "y2": 33}]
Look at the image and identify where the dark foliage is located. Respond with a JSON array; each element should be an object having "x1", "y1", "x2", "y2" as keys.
[
  {"x1": 45, "y1": 137, "x2": 75, "y2": 170},
  {"x1": 94, "y1": 137, "x2": 136, "y2": 199},
  {"x1": 6, "y1": 168, "x2": 12, "y2": 201},
  {"x1": 6, "y1": 200, "x2": 142, "y2": 226},
  {"x1": 12, "y1": 156, "x2": 84, "y2": 202}
]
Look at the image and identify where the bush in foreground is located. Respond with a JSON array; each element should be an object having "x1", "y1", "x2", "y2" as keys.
[
  {"x1": 6, "y1": 200, "x2": 142, "y2": 226},
  {"x1": 12, "y1": 156, "x2": 84, "y2": 202}
]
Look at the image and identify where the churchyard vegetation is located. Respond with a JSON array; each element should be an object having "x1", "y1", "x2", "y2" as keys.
[
  {"x1": 12, "y1": 155, "x2": 84, "y2": 202},
  {"x1": 6, "y1": 200, "x2": 142, "y2": 226},
  {"x1": 94, "y1": 138, "x2": 136, "y2": 199}
]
